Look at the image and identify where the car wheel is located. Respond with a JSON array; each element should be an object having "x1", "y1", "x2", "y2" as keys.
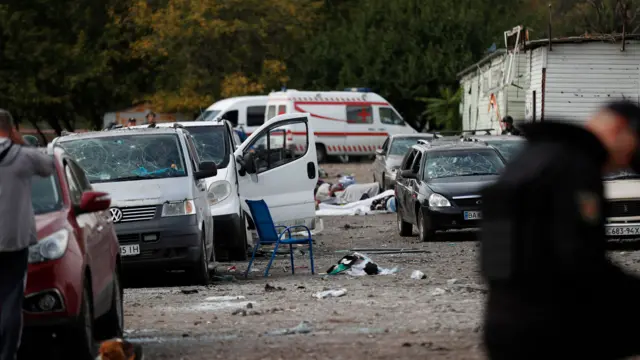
[
  {"x1": 190, "y1": 232, "x2": 211, "y2": 285},
  {"x1": 316, "y1": 144, "x2": 327, "y2": 163},
  {"x1": 229, "y1": 212, "x2": 248, "y2": 261},
  {"x1": 397, "y1": 209, "x2": 413, "y2": 236},
  {"x1": 69, "y1": 280, "x2": 95, "y2": 359},
  {"x1": 417, "y1": 208, "x2": 435, "y2": 242},
  {"x1": 95, "y1": 269, "x2": 124, "y2": 341}
]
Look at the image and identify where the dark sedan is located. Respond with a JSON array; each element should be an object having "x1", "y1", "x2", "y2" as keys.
[
  {"x1": 468, "y1": 134, "x2": 526, "y2": 162},
  {"x1": 373, "y1": 134, "x2": 435, "y2": 190}
]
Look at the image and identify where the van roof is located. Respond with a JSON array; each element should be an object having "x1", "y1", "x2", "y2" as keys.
[
  {"x1": 207, "y1": 95, "x2": 269, "y2": 110},
  {"x1": 267, "y1": 89, "x2": 388, "y2": 104},
  {"x1": 55, "y1": 127, "x2": 184, "y2": 142},
  {"x1": 131, "y1": 121, "x2": 226, "y2": 129}
]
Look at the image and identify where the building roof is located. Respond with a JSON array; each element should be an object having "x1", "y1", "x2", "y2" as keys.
[
  {"x1": 457, "y1": 48, "x2": 507, "y2": 79},
  {"x1": 523, "y1": 33, "x2": 640, "y2": 50}
]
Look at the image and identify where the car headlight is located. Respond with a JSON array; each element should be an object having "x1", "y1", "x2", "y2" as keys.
[
  {"x1": 207, "y1": 180, "x2": 232, "y2": 206},
  {"x1": 428, "y1": 193, "x2": 451, "y2": 207},
  {"x1": 29, "y1": 229, "x2": 69, "y2": 264},
  {"x1": 162, "y1": 200, "x2": 196, "y2": 217}
]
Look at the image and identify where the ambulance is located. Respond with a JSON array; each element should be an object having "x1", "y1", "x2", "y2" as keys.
[{"x1": 264, "y1": 88, "x2": 417, "y2": 162}]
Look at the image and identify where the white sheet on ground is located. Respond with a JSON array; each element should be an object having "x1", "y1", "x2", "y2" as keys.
[{"x1": 316, "y1": 190, "x2": 395, "y2": 216}]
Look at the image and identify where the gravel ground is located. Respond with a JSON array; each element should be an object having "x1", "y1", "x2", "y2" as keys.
[{"x1": 120, "y1": 161, "x2": 640, "y2": 360}]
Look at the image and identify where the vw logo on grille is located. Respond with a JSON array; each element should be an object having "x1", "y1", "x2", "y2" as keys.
[
  {"x1": 476, "y1": 199, "x2": 482, "y2": 205},
  {"x1": 109, "y1": 208, "x2": 123, "y2": 223}
]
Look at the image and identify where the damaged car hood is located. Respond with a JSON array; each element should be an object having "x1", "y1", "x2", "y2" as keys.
[
  {"x1": 92, "y1": 178, "x2": 194, "y2": 207},
  {"x1": 427, "y1": 175, "x2": 498, "y2": 197}
]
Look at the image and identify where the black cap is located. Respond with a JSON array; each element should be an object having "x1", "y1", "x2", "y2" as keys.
[{"x1": 604, "y1": 101, "x2": 640, "y2": 132}]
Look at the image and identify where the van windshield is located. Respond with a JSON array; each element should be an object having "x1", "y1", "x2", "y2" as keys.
[
  {"x1": 59, "y1": 134, "x2": 188, "y2": 183},
  {"x1": 185, "y1": 126, "x2": 230, "y2": 169},
  {"x1": 195, "y1": 110, "x2": 221, "y2": 122}
]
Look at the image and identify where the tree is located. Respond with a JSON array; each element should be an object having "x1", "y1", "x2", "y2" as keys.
[{"x1": 417, "y1": 87, "x2": 462, "y2": 131}]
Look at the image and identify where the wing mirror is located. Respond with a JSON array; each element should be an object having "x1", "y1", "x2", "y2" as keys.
[
  {"x1": 22, "y1": 135, "x2": 41, "y2": 147},
  {"x1": 400, "y1": 170, "x2": 417, "y2": 179},
  {"x1": 236, "y1": 152, "x2": 257, "y2": 176},
  {"x1": 375, "y1": 148, "x2": 385, "y2": 156},
  {"x1": 77, "y1": 191, "x2": 111, "y2": 215},
  {"x1": 195, "y1": 161, "x2": 217, "y2": 179}
]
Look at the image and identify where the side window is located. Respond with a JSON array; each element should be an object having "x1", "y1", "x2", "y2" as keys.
[
  {"x1": 222, "y1": 110, "x2": 238, "y2": 127},
  {"x1": 379, "y1": 107, "x2": 405, "y2": 126},
  {"x1": 232, "y1": 129, "x2": 242, "y2": 146},
  {"x1": 246, "y1": 119, "x2": 308, "y2": 174},
  {"x1": 411, "y1": 152, "x2": 422, "y2": 174},
  {"x1": 184, "y1": 136, "x2": 200, "y2": 172},
  {"x1": 401, "y1": 149, "x2": 417, "y2": 170},
  {"x1": 381, "y1": 138, "x2": 390, "y2": 153},
  {"x1": 266, "y1": 105, "x2": 276, "y2": 120},
  {"x1": 247, "y1": 106, "x2": 266, "y2": 127},
  {"x1": 65, "y1": 166, "x2": 82, "y2": 204},
  {"x1": 277, "y1": 105, "x2": 286, "y2": 115},
  {"x1": 68, "y1": 160, "x2": 92, "y2": 191},
  {"x1": 346, "y1": 105, "x2": 373, "y2": 124}
]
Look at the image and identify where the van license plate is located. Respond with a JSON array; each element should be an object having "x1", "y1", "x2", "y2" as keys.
[
  {"x1": 464, "y1": 211, "x2": 482, "y2": 220},
  {"x1": 120, "y1": 244, "x2": 140, "y2": 256},
  {"x1": 606, "y1": 226, "x2": 640, "y2": 236}
]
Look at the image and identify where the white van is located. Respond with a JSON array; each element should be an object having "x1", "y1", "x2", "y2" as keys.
[
  {"x1": 196, "y1": 96, "x2": 268, "y2": 136},
  {"x1": 264, "y1": 89, "x2": 417, "y2": 162}
]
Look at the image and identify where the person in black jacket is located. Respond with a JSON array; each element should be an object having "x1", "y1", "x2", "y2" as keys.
[
  {"x1": 480, "y1": 101, "x2": 640, "y2": 360},
  {"x1": 146, "y1": 111, "x2": 157, "y2": 128},
  {"x1": 500, "y1": 116, "x2": 521, "y2": 135}
]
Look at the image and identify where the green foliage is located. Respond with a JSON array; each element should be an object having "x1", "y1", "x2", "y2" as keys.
[{"x1": 417, "y1": 88, "x2": 463, "y2": 131}]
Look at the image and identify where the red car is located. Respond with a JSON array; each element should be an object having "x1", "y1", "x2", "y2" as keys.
[{"x1": 20, "y1": 147, "x2": 123, "y2": 358}]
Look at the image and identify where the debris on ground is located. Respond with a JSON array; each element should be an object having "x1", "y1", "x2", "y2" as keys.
[
  {"x1": 315, "y1": 288, "x2": 348, "y2": 299},
  {"x1": 205, "y1": 296, "x2": 246, "y2": 301},
  {"x1": 265, "y1": 283, "x2": 285, "y2": 292},
  {"x1": 212, "y1": 275, "x2": 236, "y2": 282},
  {"x1": 447, "y1": 278, "x2": 458, "y2": 285},
  {"x1": 266, "y1": 321, "x2": 313, "y2": 336},
  {"x1": 316, "y1": 190, "x2": 396, "y2": 216},
  {"x1": 411, "y1": 270, "x2": 427, "y2": 280},
  {"x1": 227, "y1": 265, "x2": 237, "y2": 272},
  {"x1": 181, "y1": 289, "x2": 199, "y2": 295},
  {"x1": 326, "y1": 252, "x2": 398, "y2": 276},
  {"x1": 431, "y1": 288, "x2": 446, "y2": 296}
]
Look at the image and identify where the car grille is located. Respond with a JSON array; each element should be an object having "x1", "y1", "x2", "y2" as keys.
[
  {"x1": 119, "y1": 206, "x2": 158, "y2": 222},
  {"x1": 117, "y1": 234, "x2": 140, "y2": 244},
  {"x1": 452, "y1": 197, "x2": 482, "y2": 207},
  {"x1": 605, "y1": 200, "x2": 640, "y2": 217}
]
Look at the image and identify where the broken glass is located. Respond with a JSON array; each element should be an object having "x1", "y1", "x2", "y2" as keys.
[
  {"x1": 485, "y1": 140, "x2": 525, "y2": 161},
  {"x1": 425, "y1": 149, "x2": 505, "y2": 179},
  {"x1": 184, "y1": 126, "x2": 228, "y2": 168},
  {"x1": 59, "y1": 134, "x2": 187, "y2": 183}
]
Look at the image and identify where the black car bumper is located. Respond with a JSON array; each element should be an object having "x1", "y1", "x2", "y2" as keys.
[
  {"x1": 114, "y1": 215, "x2": 202, "y2": 270},
  {"x1": 424, "y1": 206, "x2": 482, "y2": 231}
]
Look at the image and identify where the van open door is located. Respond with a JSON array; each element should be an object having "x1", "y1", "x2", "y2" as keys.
[{"x1": 235, "y1": 113, "x2": 318, "y2": 229}]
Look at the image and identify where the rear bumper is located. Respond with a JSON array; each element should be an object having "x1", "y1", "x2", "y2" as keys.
[
  {"x1": 425, "y1": 206, "x2": 481, "y2": 231},
  {"x1": 605, "y1": 222, "x2": 640, "y2": 237},
  {"x1": 114, "y1": 215, "x2": 202, "y2": 270}
]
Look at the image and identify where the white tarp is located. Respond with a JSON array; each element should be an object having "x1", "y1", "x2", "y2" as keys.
[{"x1": 316, "y1": 190, "x2": 395, "y2": 216}]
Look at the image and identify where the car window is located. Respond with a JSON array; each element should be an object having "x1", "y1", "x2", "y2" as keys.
[
  {"x1": 221, "y1": 110, "x2": 239, "y2": 126},
  {"x1": 65, "y1": 165, "x2": 82, "y2": 204},
  {"x1": 68, "y1": 160, "x2": 92, "y2": 192},
  {"x1": 247, "y1": 106, "x2": 266, "y2": 127},
  {"x1": 411, "y1": 152, "x2": 422, "y2": 174},
  {"x1": 195, "y1": 110, "x2": 221, "y2": 122},
  {"x1": 401, "y1": 149, "x2": 417, "y2": 170},
  {"x1": 59, "y1": 134, "x2": 188, "y2": 183},
  {"x1": 184, "y1": 135, "x2": 200, "y2": 172},
  {"x1": 31, "y1": 172, "x2": 64, "y2": 215},
  {"x1": 389, "y1": 137, "x2": 431, "y2": 156},
  {"x1": 277, "y1": 105, "x2": 286, "y2": 115},
  {"x1": 379, "y1": 107, "x2": 405, "y2": 126},
  {"x1": 246, "y1": 120, "x2": 308, "y2": 174},
  {"x1": 182, "y1": 126, "x2": 230, "y2": 169},
  {"x1": 484, "y1": 140, "x2": 525, "y2": 161},
  {"x1": 425, "y1": 149, "x2": 505, "y2": 179},
  {"x1": 381, "y1": 138, "x2": 390, "y2": 153},
  {"x1": 347, "y1": 105, "x2": 373, "y2": 124},
  {"x1": 266, "y1": 105, "x2": 276, "y2": 120},
  {"x1": 232, "y1": 130, "x2": 242, "y2": 146}
]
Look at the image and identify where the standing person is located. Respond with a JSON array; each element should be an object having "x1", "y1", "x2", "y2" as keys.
[
  {"x1": 0, "y1": 109, "x2": 55, "y2": 360},
  {"x1": 500, "y1": 116, "x2": 521, "y2": 135},
  {"x1": 146, "y1": 111, "x2": 157, "y2": 128},
  {"x1": 126, "y1": 118, "x2": 137, "y2": 127},
  {"x1": 480, "y1": 101, "x2": 640, "y2": 360}
]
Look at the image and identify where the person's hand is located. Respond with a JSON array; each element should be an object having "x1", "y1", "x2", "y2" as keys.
[{"x1": 10, "y1": 128, "x2": 25, "y2": 145}]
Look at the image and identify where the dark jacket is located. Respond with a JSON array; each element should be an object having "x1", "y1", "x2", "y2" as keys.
[
  {"x1": 480, "y1": 121, "x2": 640, "y2": 359},
  {"x1": 501, "y1": 125, "x2": 521, "y2": 135}
]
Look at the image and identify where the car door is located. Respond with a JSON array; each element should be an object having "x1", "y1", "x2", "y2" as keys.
[
  {"x1": 184, "y1": 133, "x2": 214, "y2": 253},
  {"x1": 235, "y1": 113, "x2": 318, "y2": 229},
  {"x1": 407, "y1": 151, "x2": 423, "y2": 224},
  {"x1": 397, "y1": 149, "x2": 416, "y2": 219}
]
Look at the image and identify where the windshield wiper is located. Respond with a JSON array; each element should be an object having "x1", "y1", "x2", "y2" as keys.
[
  {"x1": 457, "y1": 172, "x2": 499, "y2": 176},
  {"x1": 92, "y1": 175, "x2": 153, "y2": 183}
]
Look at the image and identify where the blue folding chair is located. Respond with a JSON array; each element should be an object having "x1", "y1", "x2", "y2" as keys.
[{"x1": 244, "y1": 199, "x2": 315, "y2": 278}]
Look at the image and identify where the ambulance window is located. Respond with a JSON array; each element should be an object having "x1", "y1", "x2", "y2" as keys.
[
  {"x1": 221, "y1": 110, "x2": 238, "y2": 127},
  {"x1": 247, "y1": 106, "x2": 266, "y2": 127},
  {"x1": 278, "y1": 105, "x2": 286, "y2": 115},
  {"x1": 346, "y1": 105, "x2": 373, "y2": 124},
  {"x1": 379, "y1": 107, "x2": 405, "y2": 125},
  {"x1": 267, "y1": 105, "x2": 276, "y2": 120}
]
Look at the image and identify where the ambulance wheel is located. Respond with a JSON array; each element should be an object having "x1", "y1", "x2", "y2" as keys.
[{"x1": 316, "y1": 144, "x2": 327, "y2": 163}]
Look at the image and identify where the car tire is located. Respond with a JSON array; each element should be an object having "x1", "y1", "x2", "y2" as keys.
[
  {"x1": 316, "y1": 144, "x2": 327, "y2": 163},
  {"x1": 69, "y1": 280, "x2": 96, "y2": 359},
  {"x1": 229, "y1": 212, "x2": 249, "y2": 261},
  {"x1": 417, "y1": 208, "x2": 435, "y2": 242},
  {"x1": 190, "y1": 232, "x2": 210, "y2": 285},
  {"x1": 397, "y1": 209, "x2": 413, "y2": 236},
  {"x1": 94, "y1": 269, "x2": 124, "y2": 341}
]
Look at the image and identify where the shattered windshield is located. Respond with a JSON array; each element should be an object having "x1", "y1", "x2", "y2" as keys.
[
  {"x1": 389, "y1": 137, "x2": 432, "y2": 155},
  {"x1": 604, "y1": 169, "x2": 640, "y2": 180},
  {"x1": 195, "y1": 110, "x2": 221, "y2": 122},
  {"x1": 425, "y1": 149, "x2": 505, "y2": 179},
  {"x1": 185, "y1": 126, "x2": 229, "y2": 168},
  {"x1": 31, "y1": 173, "x2": 63, "y2": 215},
  {"x1": 484, "y1": 140, "x2": 525, "y2": 161},
  {"x1": 59, "y1": 134, "x2": 188, "y2": 183}
]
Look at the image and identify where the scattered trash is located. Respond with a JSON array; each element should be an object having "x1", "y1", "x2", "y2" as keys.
[
  {"x1": 326, "y1": 252, "x2": 398, "y2": 276},
  {"x1": 266, "y1": 321, "x2": 313, "y2": 336},
  {"x1": 247, "y1": 303, "x2": 253, "y2": 309},
  {"x1": 180, "y1": 289, "x2": 198, "y2": 295},
  {"x1": 315, "y1": 288, "x2": 348, "y2": 299},
  {"x1": 265, "y1": 283, "x2": 285, "y2": 292},
  {"x1": 205, "y1": 296, "x2": 246, "y2": 302},
  {"x1": 431, "y1": 288, "x2": 446, "y2": 296},
  {"x1": 411, "y1": 270, "x2": 427, "y2": 280},
  {"x1": 447, "y1": 278, "x2": 458, "y2": 285},
  {"x1": 227, "y1": 265, "x2": 237, "y2": 272}
]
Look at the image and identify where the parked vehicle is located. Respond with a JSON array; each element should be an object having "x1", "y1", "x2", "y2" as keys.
[
  {"x1": 196, "y1": 96, "x2": 268, "y2": 136},
  {"x1": 51, "y1": 127, "x2": 217, "y2": 284},
  {"x1": 603, "y1": 169, "x2": 640, "y2": 239},
  {"x1": 133, "y1": 120, "x2": 250, "y2": 261},
  {"x1": 467, "y1": 134, "x2": 526, "y2": 162},
  {"x1": 264, "y1": 88, "x2": 417, "y2": 162},
  {"x1": 22, "y1": 147, "x2": 121, "y2": 358},
  {"x1": 395, "y1": 142, "x2": 506, "y2": 241},
  {"x1": 373, "y1": 134, "x2": 436, "y2": 191}
]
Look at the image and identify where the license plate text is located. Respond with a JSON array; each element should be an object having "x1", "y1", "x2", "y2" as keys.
[
  {"x1": 464, "y1": 211, "x2": 482, "y2": 220},
  {"x1": 120, "y1": 244, "x2": 140, "y2": 256}
]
